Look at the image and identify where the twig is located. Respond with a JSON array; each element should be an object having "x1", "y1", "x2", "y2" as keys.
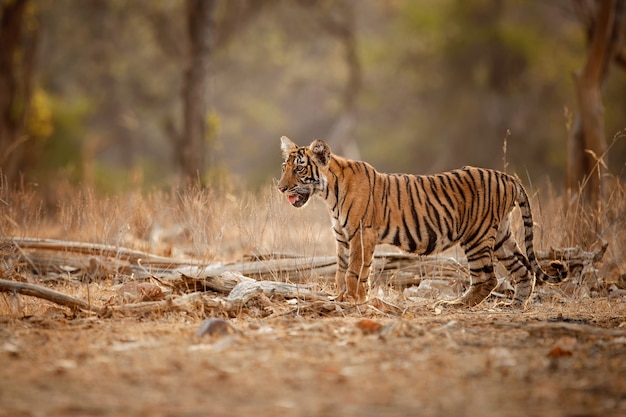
[
  {"x1": 0, "y1": 271, "x2": 331, "y2": 317},
  {"x1": 3, "y1": 237, "x2": 608, "y2": 292},
  {"x1": 3, "y1": 237, "x2": 198, "y2": 266},
  {"x1": 0, "y1": 278, "x2": 104, "y2": 314}
]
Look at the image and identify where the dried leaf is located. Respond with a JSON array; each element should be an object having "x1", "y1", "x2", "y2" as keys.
[
  {"x1": 136, "y1": 282, "x2": 165, "y2": 301},
  {"x1": 117, "y1": 282, "x2": 164, "y2": 303},
  {"x1": 547, "y1": 336, "x2": 577, "y2": 357},
  {"x1": 369, "y1": 297, "x2": 402, "y2": 315},
  {"x1": 356, "y1": 319, "x2": 383, "y2": 335}
]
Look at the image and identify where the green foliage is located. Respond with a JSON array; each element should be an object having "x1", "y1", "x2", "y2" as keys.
[
  {"x1": 378, "y1": 0, "x2": 617, "y2": 181},
  {"x1": 34, "y1": 95, "x2": 93, "y2": 183},
  {"x1": 26, "y1": 88, "x2": 54, "y2": 139},
  {"x1": 204, "y1": 110, "x2": 221, "y2": 145}
]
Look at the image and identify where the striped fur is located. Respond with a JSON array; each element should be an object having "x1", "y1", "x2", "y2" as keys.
[{"x1": 278, "y1": 137, "x2": 567, "y2": 307}]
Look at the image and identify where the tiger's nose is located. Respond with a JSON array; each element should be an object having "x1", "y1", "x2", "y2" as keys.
[{"x1": 277, "y1": 184, "x2": 288, "y2": 193}]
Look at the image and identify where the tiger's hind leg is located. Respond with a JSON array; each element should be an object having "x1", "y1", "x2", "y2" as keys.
[
  {"x1": 494, "y1": 219, "x2": 535, "y2": 308},
  {"x1": 440, "y1": 234, "x2": 498, "y2": 307}
]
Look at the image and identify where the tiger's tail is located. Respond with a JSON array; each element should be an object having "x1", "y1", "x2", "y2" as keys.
[{"x1": 516, "y1": 182, "x2": 568, "y2": 284}]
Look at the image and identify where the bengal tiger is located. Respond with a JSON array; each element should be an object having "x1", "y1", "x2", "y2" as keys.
[{"x1": 277, "y1": 136, "x2": 568, "y2": 307}]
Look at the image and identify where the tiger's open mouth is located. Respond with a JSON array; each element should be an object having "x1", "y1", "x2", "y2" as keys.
[{"x1": 286, "y1": 191, "x2": 310, "y2": 208}]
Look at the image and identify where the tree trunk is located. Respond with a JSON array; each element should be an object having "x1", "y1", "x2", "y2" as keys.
[
  {"x1": 317, "y1": 0, "x2": 362, "y2": 160},
  {"x1": 179, "y1": 0, "x2": 216, "y2": 182},
  {"x1": 0, "y1": 0, "x2": 39, "y2": 183},
  {"x1": 567, "y1": 0, "x2": 618, "y2": 213}
]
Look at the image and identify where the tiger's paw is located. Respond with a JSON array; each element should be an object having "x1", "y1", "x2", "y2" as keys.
[
  {"x1": 342, "y1": 279, "x2": 368, "y2": 304},
  {"x1": 330, "y1": 290, "x2": 347, "y2": 302},
  {"x1": 342, "y1": 291, "x2": 367, "y2": 305}
]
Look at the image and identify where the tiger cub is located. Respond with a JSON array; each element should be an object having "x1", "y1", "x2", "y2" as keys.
[{"x1": 277, "y1": 136, "x2": 567, "y2": 307}]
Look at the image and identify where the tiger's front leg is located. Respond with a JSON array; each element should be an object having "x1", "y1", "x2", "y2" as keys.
[
  {"x1": 335, "y1": 241, "x2": 350, "y2": 301},
  {"x1": 344, "y1": 227, "x2": 375, "y2": 303},
  {"x1": 333, "y1": 239, "x2": 349, "y2": 302}
]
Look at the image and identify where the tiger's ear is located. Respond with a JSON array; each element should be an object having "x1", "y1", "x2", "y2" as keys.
[
  {"x1": 280, "y1": 136, "x2": 297, "y2": 158},
  {"x1": 309, "y1": 139, "x2": 331, "y2": 166}
]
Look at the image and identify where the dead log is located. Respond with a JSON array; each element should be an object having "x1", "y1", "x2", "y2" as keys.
[
  {"x1": 2, "y1": 237, "x2": 609, "y2": 293},
  {"x1": 0, "y1": 271, "x2": 330, "y2": 317},
  {"x1": 0, "y1": 278, "x2": 105, "y2": 314},
  {"x1": 224, "y1": 272, "x2": 329, "y2": 304},
  {"x1": 175, "y1": 256, "x2": 337, "y2": 283},
  {"x1": 105, "y1": 292, "x2": 235, "y2": 316},
  {"x1": 2, "y1": 237, "x2": 187, "y2": 265},
  {"x1": 537, "y1": 241, "x2": 608, "y2": 278},
  {"x1": 495, "y1": 320, "x2": 626, "y2": 339},
  {"x1": 371, "y1": 253, "x2": 469, "y2": 288}
]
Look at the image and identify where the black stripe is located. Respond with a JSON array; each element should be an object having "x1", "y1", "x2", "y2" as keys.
[
  {"x1": 493, "y1": 232, "x2": 510, "y2": 252},
  {"x1": 342, "y1": 200, "x2": 355, "y2": 228},
  {"x1": 402, "y1": 215, "x2": 417, "y2": 252},
  {"x1": 414, "y1": 176, "x2": 425, "y2": 206},
  {"x1": 394, "y1": 175, "x2": 402, "y2": 208},
  {"x1": 380, "y1": 218, "x2": 391, "y2": 241},
  {"x1": 392, "y1": 227, "x2": 401, "y2": 247},
  {"x1": 406, "y1": 177, "x2": 422, "y2": 242},
  {"x1": 469, "y1": 264, "x2": 494, "y2": 274},
  {"x1": 423, "y1": 221, "x2": 437, "y2": 255}
]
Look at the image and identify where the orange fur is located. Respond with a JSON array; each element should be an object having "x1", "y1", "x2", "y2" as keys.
[{"x1": 278, "y1": 137, "x2": 566, "y2": 307}]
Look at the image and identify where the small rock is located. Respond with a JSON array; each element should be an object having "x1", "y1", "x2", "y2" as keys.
[
  {"x1": 488, "y1": 347, "x2": 517, "y2": 368},
  {"x1": 2, "y1": 342, "x2": 20, "y2": 357},
  {"x1": 404, "y1": 279, "x2": 457, "y2": 300},
  {"x1": 196, "y1": 318, "x2": 238, "y2": 338}
]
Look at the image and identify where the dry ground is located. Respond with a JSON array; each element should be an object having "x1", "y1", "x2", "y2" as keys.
[{"x1": 1, "y1": 295, "x2": 625, "y2": 417}]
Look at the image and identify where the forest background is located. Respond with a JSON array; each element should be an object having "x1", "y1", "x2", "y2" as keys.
[{"x1": 1, "y1": 0, "x2": 625, "y2": 199}]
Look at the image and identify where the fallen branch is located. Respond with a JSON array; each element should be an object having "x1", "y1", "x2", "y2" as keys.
[
  {"x1": 495, "y1": 320, "x2": 626, "y2": 339},
  {"x1": 105, "y1": 292, "x2": 234, "y2": 316},
  {"x1": 2, "y1": 237, "x2": 608, "y2": 293},
  {"x1": 2, "y1": 237, "x2": 187, "y2": 265},
  {"x1": 224, "y1": 272, "x2": 329, "y2": 304},
  {"x1": 537, "y1": 241, "x2": 608, "y2": 278},
  {"x1": 0, "y1": 271, "x2": 331, "y2": 317},
  {"x1": 176, "y1": 256, "x2": 337, "y2": 282},
  {"x1": 0, "y1": 278, "x2": 105, "y2": 314}
]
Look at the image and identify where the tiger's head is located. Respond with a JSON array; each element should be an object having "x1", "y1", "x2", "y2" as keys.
[{"x1": 277, "y1": 136, "x2": 331, "y2": 208}]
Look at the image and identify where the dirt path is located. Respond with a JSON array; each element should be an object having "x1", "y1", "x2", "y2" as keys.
[{"x1": 1, "y1": 299, "x2": 625, "y2": 417}]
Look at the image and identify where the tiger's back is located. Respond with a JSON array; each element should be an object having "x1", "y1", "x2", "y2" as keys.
[
  {"x1": 278, "y1": 136, "x2": 566, "y2": 307},
  {"x1": 363, "y1": 166, "x2": 518, "y2": 257}
]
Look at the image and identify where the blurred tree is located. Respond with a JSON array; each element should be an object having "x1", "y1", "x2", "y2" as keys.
[
  {"x1": 175, "y1": 0, "x2": 273, "y2": 182},
  {"x1": 303, "y1": 0, "x2": 362, "y2": 159},
  {"x1": 568, "y1": 0, "x2": 625, "y2": 210},
  {"x1": 6, "y1": 0, "x2": 623, "y2": 192},
  {"x1": 215, "y1": 0, "x2": 272, "y2": 48},
  {"x1": 35, "y1": 0, "x2": 184, "y2": 191},
  {"x1": 0, "y1": 0, "x2": 40, "y2": 183},
  {"x1": 382, "y1": 0, "x2": 577, "y2": 176},
  {"x1": 177, "y1": 0, "x2": 217, "y2": 182}
]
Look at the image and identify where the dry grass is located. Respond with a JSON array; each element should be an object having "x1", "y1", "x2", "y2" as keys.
[
  {"x1": 1, "y1": 176, "x2": 626, "y2": 417},
  {"x1": 538, "y1": 175, "x2": 626, "y2": 288},
  {"x1": 1, "y1": 172, "x2": 625, "y2": 289},
  {"x1": 1, "y1": 180, "x2": 336, "y2": 261},
  {"x1": 0, "y1": 173, "x2": 623, "y2": 324}
]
